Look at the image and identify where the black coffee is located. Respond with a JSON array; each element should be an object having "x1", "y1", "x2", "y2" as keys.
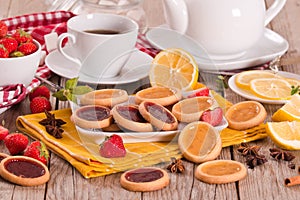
[{"x1": 84, "y1": 29, "x2": 121, "y2": 35}]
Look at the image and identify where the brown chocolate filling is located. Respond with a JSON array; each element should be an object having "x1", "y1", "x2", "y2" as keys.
[
  {"x1": 144, "y1": 102, "x2": 175, "y2": 123},
  {"x1": 117, "y1": 106, "x2": 147, "y2": 123},
  {"x1": 125, "y1": 168, "x2": 164, "y2": 183},
  {"x1": 77, "y1": 106, "x2": 110, "y2": 121}
]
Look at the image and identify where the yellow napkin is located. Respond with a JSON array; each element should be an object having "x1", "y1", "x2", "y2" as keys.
[{"x1": 16, "y1": 109, "x2": 182, "y2": 178}]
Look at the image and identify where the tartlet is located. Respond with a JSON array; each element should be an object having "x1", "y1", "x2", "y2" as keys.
[
  {"x1": 138, "y1": 101, "x2": 178, "y2": 131},
  {"x1": 72, "y1": 105, "x2": 113, "y2": 129},
  {"x1": 111, "y1": 105, "x2": 153, "y2": 132},
  {"x1": 0, "y1": 153, "x2": 10, "y2": 163},
  {"x1": 0, "y1": 156, "x2": 50, "y2": 186},
  {"x1": 120, "y1": 167, "x2": 169, "y2": 192},
  {"x1": 135, "y1": 86, "x2": 182, "y2": 106},
  {"x1": 172, "y1": 96, "x2": 217, "y2": 123},
  {"x1": 195, "y1": 160, "x2": 247, "y2": 184},
  {"x1": 225, "y1": 101, "x2": 267, "y2": 130},
  {"x1": 79, "y1": 89, "x2": 129, "y2": 107}
]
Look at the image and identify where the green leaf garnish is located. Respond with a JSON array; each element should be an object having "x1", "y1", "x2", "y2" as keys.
[{"x1": 291, "y1": 85, "x2": 300, "y2": 95}]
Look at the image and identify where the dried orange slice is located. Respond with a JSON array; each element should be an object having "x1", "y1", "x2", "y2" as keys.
[
  {"x1": 178, "y1": 121, "x2": 222, "y2": 163},
  {"x1": 149, "y1": 48, "x2": 199, "y2": 91},
  {"x1": 249, "y1": 78, "x2": 292, "y2": 100},
  {"x1": 266, "y1": 121, "x2": 300, "y2": 150}
]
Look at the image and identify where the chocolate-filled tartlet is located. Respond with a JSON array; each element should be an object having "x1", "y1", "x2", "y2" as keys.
[
  {"x1": 0, "y1": 156, "x2": 50, "y2": 186},
  {"x1": 139, "y1": 101, "x2": 178, "y2": 131},
  {"x1": 120, "y1": 167, "x2": 169, "y2": 192},
  {"x1": 72, "y1": 105, "x2": 113, "y2": 129},
  {"x1": 112, "y1": 105, "x2": 153, "y2": 132}
]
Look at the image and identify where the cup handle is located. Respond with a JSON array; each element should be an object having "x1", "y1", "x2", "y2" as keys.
[
  {"x1": 57, "y1": 33, "x2": 81, "y2": 66},
  {"x1": 162, "y1": 0, "x2": 188, "y2": 34},
  {"x1": 265, "y1": 0, "x2": 287, "y2": 26}
]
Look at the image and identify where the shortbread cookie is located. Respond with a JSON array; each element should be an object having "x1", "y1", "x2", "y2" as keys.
[
  {"x1": 139, "y1": 101, "x2": 178, "y2": 131},
  {"x1": 178, "y1": 121, "x2": 222, "y2": 163},
  {"x1": 80, "y1": 89, "x2": 128, "y2": 107},
  {"x1": 120, "y1": 167, "x2": 169, "y2": 192},
  {"x1": 195, "y1": 160, "x2": 247, "y2": 184},
  {"x1": 0, "y1": 156, "x2": 50, "y2": 186},
  {"x1": 225, "y1": 101, "x2": 267, "y2": 130},
  {"x1": 72, "y1": 105, "x2": 113, "y2": 129},
  {"x1": 111, "y1": 105, "x2": 153, "y2": 132},
  {"x1": 135, "y1": 86, "x2": 182, "y2": 106}
]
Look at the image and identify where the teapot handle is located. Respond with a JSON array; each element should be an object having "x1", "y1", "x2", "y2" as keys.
[
  {"x1": 265, "y1": 0, "x2": 287, "y2": 26},
  {"x1": 163, "y1": 0, "x2": 188, "y2": 34}
]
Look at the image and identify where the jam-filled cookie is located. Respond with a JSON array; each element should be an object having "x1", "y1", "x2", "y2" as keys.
[
  {"x1": 195, "y1": 160, "x2": 247, "y2": 184},
  {"x1": 80, "y1": 89, "x2": 129, "y2": 107},
  {"x1": 138, "y1": 101, "x2": 178, "y2": 131},
  {"x1": 72, "y1": 105, "x2": 113, "y2": 129},
  {"x1": 0, "y1": 153, "x2": 10, "y2": 163},
  {"x1": 111, "y1": 105, "x2": 153, "y2": 132},
  {"x1": 0, "y1": 156, "x2": 50, "y2": 186},
  {"x1": 135, "y1": 86, "x2": 182, "y2": 106},
  {"x1": 172, "y1": 96, "x2": 217, "y2": 123},
  {"x1": 120, "y1": 167, "x2": 169, "y2": 192},
  {"x1": 225, "y1": 101, "x2": 267, "y2": 130}
]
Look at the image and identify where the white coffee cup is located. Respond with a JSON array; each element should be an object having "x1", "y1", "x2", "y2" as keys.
[
  {"x1": 163, "y1": 0, "x2": 286, "y2": 60},
  {"x1": 57, "y1": 13, "x2": 138, "y2": 78}
]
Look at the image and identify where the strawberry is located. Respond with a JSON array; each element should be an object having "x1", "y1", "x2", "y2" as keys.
[
  {"x1": 24, "y1": 141, "x2": 50, "y2": 165},
  {"x1": 12, "y1": 28, "x2": 33, "y2": 44},
  {"x1": 0, "y1": 125, "x2": 9, "y2": 141},
  {"x1": 0, "y1": 21, "x2": 7, "y2": 38},
  {"x1": 187, "y1": 87, "x2": 210, "y2": 98},
  {"x1": 17, "y1": 42, "x2": 37, "y2": 55},
  {"x1": 30, "y1": 96, "x2": 52, "y2": 114},
  {"x1": 0, "y1": 37, "x2": 18, "y2": 53},
  {"x1": 200, "y1": 107, "x2": 223, "y2": 126},
  {"x1": 4, "y1": 133, "x2": 29, "y2": 155},
  {"x1": 29, "y1": 86, "x2": 50, "y2": 101},
  {"x1": 99, "y1": 134, "x2": 126, "y2": 158},
  {"x1": 0, "y1": 44, "x2": 9, "y2": 58}
]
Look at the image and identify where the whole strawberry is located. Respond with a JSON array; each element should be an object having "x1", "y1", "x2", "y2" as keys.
[
  {"x1": 200, "y1": 107, "x2": 223, "y2": 126},
  {"x1": 30, "y1": 96, "x2": 52, "y2": 114},
  {"x1": 0, "y1": 125, "x2": 9, "y2": 141},
  {"x1": 18, "y1": 42, "x2": 37, "y2": 55},
  {"x1": 4, "y1": 133, "x2": 29, "y2": 155},
  {"x1": 12, "y1": 28, "x2": 33, "y2": 44},
  {"x1": 0, "y1": 37, "x2": 18, "y2": 53},
  {"x1": 99, "y1": 134, "x2": 126, "y2": 158},
  {"x1": 24, "y1": 141, "x2": 50, "y2": 166},
  {"x1": 0, "y1": 44, "x2": 9, "y2": 58},
  {"x1": 29, "y1": 86, "x2": 50, "y2": 101},
  {"x1": 0, "y1": 21, "x2": 7, "y2": 38}
]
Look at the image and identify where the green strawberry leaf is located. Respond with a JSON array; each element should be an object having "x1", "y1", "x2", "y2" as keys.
[{"x1": 72, "y1": 85, "x2": 94, "y2": 95}]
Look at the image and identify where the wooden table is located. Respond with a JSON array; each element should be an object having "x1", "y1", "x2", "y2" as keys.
[{"x1": 1, "y1": 0, "x2": 300, "y2": 199}]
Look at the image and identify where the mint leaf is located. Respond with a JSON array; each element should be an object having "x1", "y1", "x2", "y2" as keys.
[{"x1": 291, "y1": 85, "x2": 300, "y2": 95}]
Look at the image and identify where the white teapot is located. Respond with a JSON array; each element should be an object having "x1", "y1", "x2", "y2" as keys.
[{"x1": 163, "y1": 0, "x2": 286, "y2": 60}]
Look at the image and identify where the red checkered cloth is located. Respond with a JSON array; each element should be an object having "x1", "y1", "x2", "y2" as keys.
[{"x1": 0, "y1": 11, "x2": 160, "y2": 114}]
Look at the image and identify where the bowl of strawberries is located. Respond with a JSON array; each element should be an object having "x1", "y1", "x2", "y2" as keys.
[{"x1": 0, "y1": 21, "x2": 41, "y2": 87}]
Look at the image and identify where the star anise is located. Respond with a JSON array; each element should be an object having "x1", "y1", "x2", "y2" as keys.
[
  {"x1": 39, "y1": 110, "x2": 66, "y2": 139},
  {"x1": 288, "y1": 162, "x2": 296, "y2": 170},
  {"x1": 269, "y1": 148, "x2": 295, "y2": 161},
  {"x1": 245, "y1": 154, "x2": 268, "y2": 169},
  {"x1": 167, "y1": 157, "x2": 185, "y2": 173},
  {"x1": 237, "y1": 143, "x2": 261, "y2": 156}
]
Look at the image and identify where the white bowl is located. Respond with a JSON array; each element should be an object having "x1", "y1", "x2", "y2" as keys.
[{"x1": 0, "y1": 39, "x2": 41, "y2": 87}]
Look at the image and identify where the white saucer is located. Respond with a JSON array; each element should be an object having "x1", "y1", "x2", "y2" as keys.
[
  {"x1": 45, "y1": 47, "x2": 153, "y2": 84},
  {"x1": 228, "y1": 71, "x2": 300, "y2": 104},
  {"x1": 146, "y1": 27, "x2": 289, "y2": 71}
]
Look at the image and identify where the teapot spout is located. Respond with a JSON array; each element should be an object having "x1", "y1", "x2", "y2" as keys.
[{"x1": 162, "y1": 0, "x2": 188, "y2": 34}]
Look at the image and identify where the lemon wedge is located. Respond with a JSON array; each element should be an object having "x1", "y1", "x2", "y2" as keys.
[{"x1": 272, "y1": 95, "x2": 300, "y2": 122}]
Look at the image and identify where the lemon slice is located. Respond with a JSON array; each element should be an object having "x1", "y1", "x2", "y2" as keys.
[
  {"x1": 178, "y1": 121, "x2": 222, "y2": 163},
  {"x1": 272, "y1": 95, "x2": 300, "y2": 122},
  {"x1": 249, "y1": 78, "x2": 292, "y2": 100},
  {"x1": 149, "y1": 48, "x2": 199, "y2": 91},
  {"x1": 266, "y1": 121, "x2": 300, "y2": 150},
  {"x1": 235, "y1": 70, "x2": 280, "y2": 90}
]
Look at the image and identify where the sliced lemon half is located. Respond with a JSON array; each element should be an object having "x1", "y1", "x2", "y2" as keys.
[{"x1": 272, "y1": 95, "x2": 300, "y2": 122}]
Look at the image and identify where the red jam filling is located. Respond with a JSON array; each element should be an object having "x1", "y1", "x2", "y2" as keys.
[
  {"x1": 117, "y1": 106, "x2": 147, "y2": 123},
  {"x1": 78, "y1": 106, "x2": 110, "y2": 121},
  {"x1": 125, "y1": 168, "x2": 164, "y2": 183},
  {"x1": 144, "y1": 102, "x2": 175, "y2": 123},
  {"x1": 4, "y1": 158, "x2": 46, "y2": 178}
]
